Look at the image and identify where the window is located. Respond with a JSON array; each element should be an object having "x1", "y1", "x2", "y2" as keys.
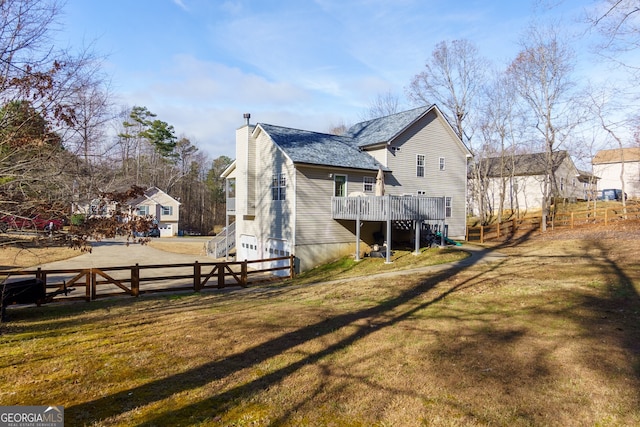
[
  {"x1": 363, "y1": 176, "x2": 375, "y2": 192},
  {"x1": 161, "y1": 206, "x2": 173, "y2": 216},
  {"x1": 560, "y1": 177, "x2": 565, "y2": 191},
  {"x1": 137, "y1": 205, "x2": 149, "y2": 216},
  {"x1": 445, "y1": 197, "x2": 452, "y2": 218},
  {"x1": 416, "y1": 155, "x2": 425, "y2": 177},
  {"x1": 334, "y1": 175, "x2": 347, "y2": 197},
  {"x1": 272, "y1": 173, "x2": 287, "y2": 200},
  {"x1": 439, "y1": 157, "x2": 446, "y2": 171}
]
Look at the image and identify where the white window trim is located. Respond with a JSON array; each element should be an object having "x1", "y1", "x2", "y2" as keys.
[
  {"x1": 417, "y1": 154, "x2": 425, "y2": 177},
  {"x1": 363, "y1": 176, "x2": 375, "y2": 193},
  {"x1": 272, "y1": 173, "x2": 287, "y2": 201}
]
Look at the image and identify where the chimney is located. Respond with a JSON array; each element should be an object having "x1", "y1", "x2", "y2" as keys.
[{"x1": 243, "y1": 113, "x2": 251, "y2": 126}]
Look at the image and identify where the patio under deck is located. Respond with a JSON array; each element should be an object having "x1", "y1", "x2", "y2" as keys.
[{"x1": 331, "y1": 195, "x2": 447, "y2": 263}]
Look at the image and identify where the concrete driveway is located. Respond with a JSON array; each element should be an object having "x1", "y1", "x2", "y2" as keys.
[
  {"x1": 18, "y1": 238, "x2": 225, "y2": 300},
  {"x1": 37, "y1": 237, "x2": 214, "y2": 270}
]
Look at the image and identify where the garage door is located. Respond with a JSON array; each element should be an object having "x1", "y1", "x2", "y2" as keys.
[
  {"x1": 265, "y1": 238, "x2": 291, "y2": 277},
  {"x1": 238, "y1": 234, "x2": 259, "y2": 261}
]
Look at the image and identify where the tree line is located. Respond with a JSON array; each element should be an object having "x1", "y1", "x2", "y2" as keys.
[
  {"x1": 0, "y1": 0, "x2": 230, "y2": 242},
  {"x1": 359, "y1": 1, "x2": 639, "y2": 230},
  {"x1": 1, "y1": 0, "x2": 638, "y2": 245}
]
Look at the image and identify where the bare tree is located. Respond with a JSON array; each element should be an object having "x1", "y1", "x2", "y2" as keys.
[
  {"x1": 362, "y1": 91, "x2": 401, "y2": 120},
  {"x1": 327, "y1": 120, "x2": 349, "y2": 136},
  {"x1": 476, "y1": 72, "x2": 524, "y2": 223},
  {"x1": 506, "y1": 23, "x2": 582, "y2": 231},
  {"x1": 586, "y1": 85, "x2": 637, "y2": 213},
  {"x1": 587, "y1": 0, "x2": 640, "y2": 58},
  {"x1": 407, "y1": 39, "x2": 488, "y2": 143},
  {"x1": 0, "y1": 0, "x2": 99, "y2": 220}
]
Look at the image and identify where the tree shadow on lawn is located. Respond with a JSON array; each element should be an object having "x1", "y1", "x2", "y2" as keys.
[
  {"x1": 46, "y1": 232, "x2": 640, "y2": 424},
  {"x1": 62, "y1": 244, "x2": 507, "y2": 423}
]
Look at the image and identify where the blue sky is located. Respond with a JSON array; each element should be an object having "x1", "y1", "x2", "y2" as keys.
[{"x1": 58, "y1": 0, "x2": 595, "y2": 160}]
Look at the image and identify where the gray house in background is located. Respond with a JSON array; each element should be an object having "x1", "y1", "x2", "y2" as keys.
[
  {"x1": 221, "y1": 105, "x2": 471, "y2": 273},
  {"x1": 469, "y1": 150, "x2": 595, "y2": 216}
]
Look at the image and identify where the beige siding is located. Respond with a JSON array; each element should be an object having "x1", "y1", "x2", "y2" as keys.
[
  {"x1": 236, "y1": 127, "x2": 295, "y2": 264},
  {"x1": 593, "y1": 161, "x2": 640, "y2": 198},
  {"x1": 367, "y1": 147, "x2": 388, "y2": 166},
  {"x1": 383, "y1": 110, "x2": 468, "y2": 239},
  {"x1": 295, "y1": 167, "x2": 380, "y2": 246},
  {"x1": 234, "y1": 125, "x2": 258, "y2": 216}
]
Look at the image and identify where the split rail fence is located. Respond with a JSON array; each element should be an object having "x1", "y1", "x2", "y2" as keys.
[
  {"x1": 467, "y1": 205, "x2": 640, "y2": 243},
  {"x1": 1, "y1": 255, "x2": 295, "y2": 304}
]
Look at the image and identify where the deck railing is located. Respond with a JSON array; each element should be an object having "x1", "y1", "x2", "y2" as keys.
[
  {"x1": 331, "y1": 195, "x2": 445, "y2": 221},
  {"x1": 206, "y1": 222, "x2": 236, "y2": 258}
]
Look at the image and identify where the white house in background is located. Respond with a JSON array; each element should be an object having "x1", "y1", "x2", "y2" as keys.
[
  {"x1": 220, "y1": 105, "x2": 471, "y2": 273},
  {"x1": 470, "y1": 151, "x2": 593, "y2": 215},
  {"x1": 128, "y1": 187, "x2": 181, "y2": 237},
  {"x1": 592, "y1": 147, "x2": 640, "y2": 199}
]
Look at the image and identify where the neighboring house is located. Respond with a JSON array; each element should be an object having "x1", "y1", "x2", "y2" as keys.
[
  {"x1": 221, "y1": 105, "x2": 471, "y2": 273},
  {"x1": 592, "y1": 147, "x2": 640, "y2": 199},
  {"x1": 128, "y1": 187, "x2": 181, "y2": 237},
  {"x1": 470, "y1": 151, "x2": 592, "y2": 216}
]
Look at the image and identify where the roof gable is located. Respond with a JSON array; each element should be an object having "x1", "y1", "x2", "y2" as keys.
[
  {"x1": 345, "y1": 106, "x2": 432, "y2": 148},
  {"x1": 129, "y1": 187, "x2": 180, "y2": 207}
]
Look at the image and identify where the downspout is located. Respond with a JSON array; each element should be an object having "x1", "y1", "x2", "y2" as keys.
[{"x1": 355, "y1": 198, "x2": 361, "y2": 261}]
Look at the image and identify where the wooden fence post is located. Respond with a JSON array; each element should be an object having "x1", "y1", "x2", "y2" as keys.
[
  {"x1": 131, "y1": 264, "x2": 140, "y2": 297},
  {"x1": 85, "y1": 271, "x2": 91, "y2": 301},
  {"x1": 241, "y1": 260, "x2": 248, "y2": 287},
  {"x1": 91, "y1": 270, "x2": 97, "y2": 300},
  {"x1": 570, "y1": 212, "x2": 574, "y2": 229},
  {"x1": 497, "y1": 221, "x2": 500, "y2": 239},
  {"x1": 480, "y1": 225, "x2": 484, "y2": 244},
  {"x1": 194, "y1": 261, "x2": 201, "y2": 292},
  {"x1": 289, "y1": 255, "x2": 295, "y2": 279},
  {"x1": 605, "y1": 209, "x2": 608, "y2": 226},
  {"x1": 217, "y1": 263, "x2": 225, "y2": 288}
]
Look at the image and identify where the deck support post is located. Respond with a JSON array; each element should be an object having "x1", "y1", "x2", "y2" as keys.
[
  {"x1": 414, "y1": 220, "x2": 421, "y2": 255},
  {"x1": 385, "y1": 195, "x2": 392, "y2": 264},
  {"x1": 355, "y1": 198, "x2": 361, "y2": 261}
]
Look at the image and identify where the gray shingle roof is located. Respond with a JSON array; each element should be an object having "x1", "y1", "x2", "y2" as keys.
[
  {"x1": 345, "y1": 105, "x2": 432, "y2": 148},
  {"x1": 475, "y1": 151, "x2": 570, "y2": 177},
  {"x1": 258, "y1": 124, "x2": 386, "y2": 171},
  {"x1": 256, "y1": 106, "x2": 438, "y2": 171}
]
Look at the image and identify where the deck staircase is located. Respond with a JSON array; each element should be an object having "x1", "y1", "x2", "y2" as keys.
[{"x1": 206, "y1": 222, "x2": 236, "y2": 258}]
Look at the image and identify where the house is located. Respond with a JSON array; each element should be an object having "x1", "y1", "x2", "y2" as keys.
[
  {"x1": 128, "y1": 187, "x2": 181, "y2": 237},
  {"x1": 469, "y1": 151, "x2": 593, "y2": 216},
  {"x1": 220, "y1": 105, "x2": 470, "y2": 273},
  {"x1": 592, "y1": 147, "x2": 640, "y2": 199}
]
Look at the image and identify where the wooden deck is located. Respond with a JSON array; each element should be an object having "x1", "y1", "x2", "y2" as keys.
[{"x1": 331, "y1": 195, "x2": 445, "y2": 221}]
